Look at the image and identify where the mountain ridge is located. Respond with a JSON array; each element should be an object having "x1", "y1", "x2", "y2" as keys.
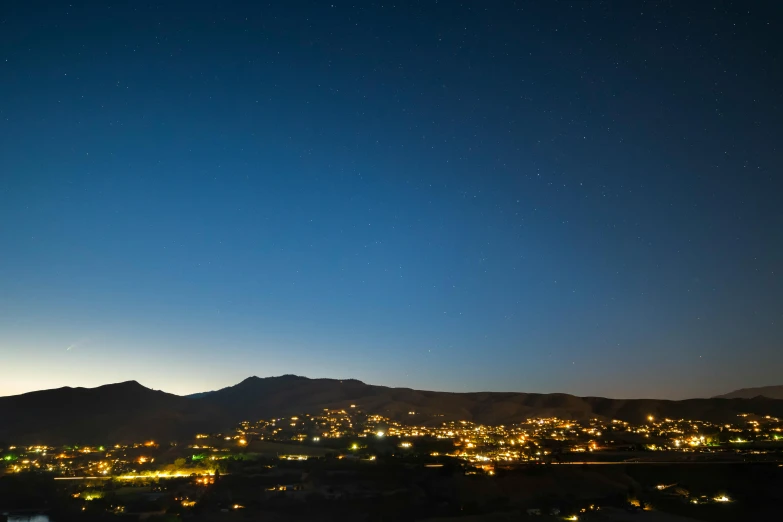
[
  {"x1": 3, "y1": 376, "x2": 783, "y2": 445},
  {"x1": 714, "y1": 385, "x2": 783, "y2": 400}
]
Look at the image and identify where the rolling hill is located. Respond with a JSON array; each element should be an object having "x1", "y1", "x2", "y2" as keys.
[
  {"x1": 2, "y1": 375, "x2": 783, "y2": 444},
  {"x1": 715, "y1": 385, "x2": 783, "y2": 400},
  {"x1": 0, "y1": 381, "x2": 220, "y2": 445}
]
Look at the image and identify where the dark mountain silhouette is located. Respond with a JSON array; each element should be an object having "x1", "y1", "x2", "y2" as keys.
[
  {"x1": 196, "y1": 376, "x2": 783, "y2": 427},
  {"x1": 0, "y1": 381, "x2": 219, "y2": 445},
  {"x1": 3, "y1": 375, "x2": 783, "y2": 444},
  {"x1": 715, "y1": 385, "x2": 783, "y2": 400}
]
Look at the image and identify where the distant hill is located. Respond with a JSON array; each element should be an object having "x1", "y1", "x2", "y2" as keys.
[
  {"x1": 3, "y1": 375, "x2": 783, "y2": 444},
  {"x1": 0, "y1": 381, "x2": 221, "y2": 445},
  {"x1": 196, "y1": 376, "x2": 783, "y2": 428},
  {"x1": 715, "y1": 385, "x2": 783, "y2": 400}
]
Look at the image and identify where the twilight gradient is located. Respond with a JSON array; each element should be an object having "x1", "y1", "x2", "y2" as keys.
[{"x1": 1, "y1": 1, "x2": 781, "y2": 398}]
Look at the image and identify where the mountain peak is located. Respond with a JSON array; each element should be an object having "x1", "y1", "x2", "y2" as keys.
[
  {"x1": 238, "y1": 374, "x2": 309, "y2": 385},
  {"x1": 100, "y1": 380, "x2": 152, "y2": 392},
  {"x1": 231, "y1": 375, "x2": 367, "y2": 387},
  {"x1": 113, "y1": 380, "x2": 143, "y2": 387},
  {"x1": 5, "y1": 376, "x2": 783, "y2": 445}
]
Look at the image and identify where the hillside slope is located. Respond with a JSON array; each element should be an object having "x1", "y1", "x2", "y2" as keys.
[
  {"x1": 3, "y1": 376, "x2": 783, "y2": 444},
  {"x1": 715, "y1": 385, "x2": 783, "y2": 400},
  {"x1": 0, "y1": 381, "x2": 220, "y2": 445},
  {"x1": 200, "y1": 376, "x2": 783, "y2": 426}
]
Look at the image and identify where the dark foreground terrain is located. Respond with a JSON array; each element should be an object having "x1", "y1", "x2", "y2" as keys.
[{"x1": 2, "y1": 459, "x2": 781, "y2": 522}]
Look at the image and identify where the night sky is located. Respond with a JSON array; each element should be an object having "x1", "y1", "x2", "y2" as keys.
[{"x1": 1, "y1": 1, "x2": 781, "y2": 399}]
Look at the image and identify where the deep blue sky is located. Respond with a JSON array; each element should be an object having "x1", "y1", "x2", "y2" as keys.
[{"x1": 1, "y1": 1, "x2": 781, "y2": 399}]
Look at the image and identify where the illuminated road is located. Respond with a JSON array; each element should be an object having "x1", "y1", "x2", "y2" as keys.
[{"x1": 54, "y1": 473, "x2": 221, "y2": 480}]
